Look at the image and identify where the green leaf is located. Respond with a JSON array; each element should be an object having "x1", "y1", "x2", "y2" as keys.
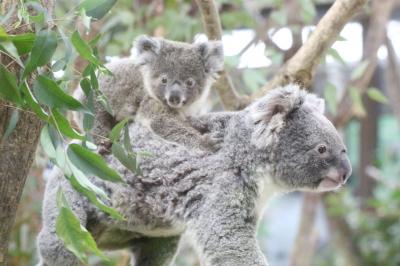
[
  {"x1": 23, "y1": 30, "x2": 57, "y2": 78},
  {"x1": 33, "y1": 75, "x2": 85, "y2": 111},
  {"x1": 80, "y1": 78, "x2": 92, "y2": 96},
  {"x1": 0, "y1": 42, "x2": 24, "y2": 67},
  {"x1": 123, "y1": 124, "x2": 133, "y2": 153},
  {"x1": 324, "y1": 83, "x2": 337, "y2": 115},
  {"x1": 51, "y1": 108, "x2": 84, "y2": 140},
  {"x1": 56, "y1": 189, "x2": 107, "y2": 264},
  {"x1": 40, "y1": 125, "x2": 57, "y2": 159},
  {"x1": 109, "y1": 117, "x2": 130, "y2": 142},
  {"x1": 20, "y1": 81, "x2": 49, "y2": 120},
  {"x1": 0, "y1": 33, "x2": 35, "y2": 55},
  {"x1": 66, "y1": 173, "x2": 124, "y2": 220},
  {"x1": 3, "y1": 109, "x2": 19, "y2": 139},
  {"x1": 71, "y1": 31, "x2": 102, "y2": 67},
  {"x1": 111, "y1": 143, "x2": 137, "y2": 174},
  {"x1": 67, "y1": 143, "x2": 123, "y2": 182},
  {"x1": 79, "y1": 0, "x2": 117, "y2": 19},
  {"x1": 351, "y1": 60, "x2": 369, "y2": 80},
  {"x1": 0, "y1": 64, "x2": 21, "y2": 104},
  {"x1": 367, "y1": 87, "x2": 388, "y2": 104},
  {"x1": 348, "y1": 86, "x2": 366, "y2": 116},
  {"x1": 327, "y1": 48, "x2": 346, "y2": 65},
  {"x1": 270, "y1": 9, "x2": 287, "y2": 26},
  {"x1": 299, "y1": 0, "x2": 316, "y2": 23}
]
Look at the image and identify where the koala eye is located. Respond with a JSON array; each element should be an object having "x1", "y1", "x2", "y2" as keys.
[
  {"x1": 185, "y1": 78, "x2": 195, "y2": 87},
  {"x1": 161, "y1": 75, "x2": 168, "y2": 84},
  {"x1": 317, "y1": 145, "x2": 327, "y2": 154}
]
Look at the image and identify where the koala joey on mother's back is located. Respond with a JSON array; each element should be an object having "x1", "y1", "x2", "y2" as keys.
[{"x1": 91, "y1": 35, "x2": 224, "y2": 154}]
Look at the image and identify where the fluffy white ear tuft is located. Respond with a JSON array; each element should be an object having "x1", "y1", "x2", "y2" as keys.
[
  {"x1": 134, "y1": 35, "x2": 161, "y2": 65},
  {"x1": 304, "y1": 94, "x2": 325, "y2": 114},
  {"x1": 196, "y1": 41, "x2": 224, "y2": 74},
  {"x1": 248, "y1": 84, "x2": 306, "y2": 148}
]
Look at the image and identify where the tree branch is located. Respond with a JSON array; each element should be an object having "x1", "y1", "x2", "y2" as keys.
[
  {"x1": 0, "y1": 0, "x2": 55, "y2": 263},
  {"x1": 385, "y1": 34, "x2": 400, "y2": 124},
  {"x1": 333, "y1": 0, "x2": 394, "y2": 127},
  {"x1": 194, "y1": 0, "x2": 248, "y2": 110},
  {"x1": 253, "y1": 0, "x2": 368, "y2": 98}
]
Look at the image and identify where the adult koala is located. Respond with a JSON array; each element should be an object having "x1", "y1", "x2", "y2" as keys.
[{"x1": 37, "y1": 85, "x2": 351, "y2": 266}]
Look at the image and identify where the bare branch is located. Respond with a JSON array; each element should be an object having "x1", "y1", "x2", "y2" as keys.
[
  {"x1": 194, "y1": 0, "x2": 248, "y2": 110},
  {"x1": 253, "y1": 0, "x2": 368, "y2": 98},
  {"x1": 385, "y1": 34, "x2": 400, "y2": 124},
  {"x1": 333, "y1": 0, "x2": 394, "y2": 127}
]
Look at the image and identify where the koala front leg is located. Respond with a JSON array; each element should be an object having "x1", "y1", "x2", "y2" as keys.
[
  {"x1": 188, "y1": 188, "x2": 268, "y2": 266},
  {"x1": 130, "y1": 236, "x2": 181, "y2": 266},
  {"x1": 149, "y1": 115, "x2": 218, "y2": 152}
]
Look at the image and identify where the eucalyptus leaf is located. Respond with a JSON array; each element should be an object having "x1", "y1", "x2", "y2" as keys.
[
  {"x1": 20, "y1": 82, "x2": 49, "y2": 120},
  {"x1": 67, "y1": 143, "x2": 123, "y2": 182},
  {"x1": 327, "y1": 48, "x2": 346, "y2": 65},
  {"x1": 50, "y1": 108, "x2": 84, "y2": 140},
  {"x1": 23, "y1": 30, "x2": 57, "y2": 78},
  {"x1": 71, "y1": 31, "x2": 102, "y2": 67},
  {"x1": 3, "y1": 109, "x2": 19, "y2": 140},
  {"x1": 0, "y1": 63, "x2": 21, "y2": 104},
  {"x1": 109, "y1": 117, "x2": 130, "y2": 142},
  {"x1": 111, "y1": 143, "x2": 137, "y2": 174},
  {"x1": 40, "y1": 125, "x2": 57, "y2": 159},
  {"x1": 0, "y1": 33, "x2": 35, "y2": 55},
  {"x1": 56, "y1": 189, "x2": 107, "y2": 264},
  {"x1": 33, "y1": 75, "x2": 85, "y2": 111},
  {"x1": 367, "y1": 87, "x2": 388, "y2": 104},
  {"x1": 79, "y1": 0, "x2": 117, "y2": 19}
]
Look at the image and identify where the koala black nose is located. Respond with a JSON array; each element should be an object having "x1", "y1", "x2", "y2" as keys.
[
  {"x1": 168, "y1": 93, "x2": 181, "y2": 105},
  {"x1": 340, "y1": 157, "x2": 352, "y2": 184}
]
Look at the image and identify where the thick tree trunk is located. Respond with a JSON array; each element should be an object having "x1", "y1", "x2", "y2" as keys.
[{"x1": 0, "y1": 0, "x2": 53, "y2": 264}]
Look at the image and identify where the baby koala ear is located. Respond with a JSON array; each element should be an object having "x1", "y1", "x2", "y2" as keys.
[
  {"x1": 196, "y1": 41, "x2": 224, "y2": 74},
  {"x1": 134, "y1": 35, "x2": 161, "y2": 65},
  {"x1": 248, "y1": 84, "x2": 305, "y2": 148}
]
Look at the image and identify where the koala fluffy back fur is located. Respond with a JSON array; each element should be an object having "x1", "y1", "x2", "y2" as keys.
[
  {"x1": 38, "y1": 85, "x2": 351, "y2": 266},
  {"x1": 90, "y1": 36, "x2": 224, "y2": 153}
]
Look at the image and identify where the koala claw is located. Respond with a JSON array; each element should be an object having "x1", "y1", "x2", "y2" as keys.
[{"x1": 201, "y1": 132, "x2": 223, "y2": 152}]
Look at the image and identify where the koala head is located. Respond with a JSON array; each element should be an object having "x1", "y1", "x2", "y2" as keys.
[
  {"x1": 134, "y1": 35, "x2": 224, "y2": 109},
  {"x1": 248, "y1": 85, "x2": 352, "y2": 192}
]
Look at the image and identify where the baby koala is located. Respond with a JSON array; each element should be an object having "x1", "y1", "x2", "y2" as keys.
[{"x1": 92, "y1": 35, "x2": 224, "y2": 153}]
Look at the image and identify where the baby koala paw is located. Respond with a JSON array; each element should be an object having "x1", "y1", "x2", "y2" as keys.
[
  {"x1": 201, "y1": 132, "x2": 224, "y2": 152},
  {"x1": 98, "y1": 140, "x2": 112, "y2": 156}
]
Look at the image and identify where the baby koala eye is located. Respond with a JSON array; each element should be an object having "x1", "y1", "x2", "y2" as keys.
[
  {"x1": 160, "y1": 75, "x2": 168, "y2": 84},
  {"x1": 317, "y1": 144, "x2": 327, "y2": 154},
  {"x1": 185, "y1": 78, "x2": 195, "y2": 87}
]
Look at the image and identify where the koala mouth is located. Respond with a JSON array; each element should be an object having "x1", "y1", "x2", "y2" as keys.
[{"x1": 316, "y1": 168, "x2": 348, "y2": 192}]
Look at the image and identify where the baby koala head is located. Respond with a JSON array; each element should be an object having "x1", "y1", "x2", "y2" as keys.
[
  {"x1": 134, "y1": 35, "x2": 224, "y2": 109},
  {"x1": 249, "y1": 85, "x2": 352, "y2": 192}
]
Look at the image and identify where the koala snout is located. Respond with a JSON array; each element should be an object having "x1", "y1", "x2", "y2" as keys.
[
  {"x1": 166, "y1": 86, "x2": 186, "y2": 108},
  {"x1": 317, "y1": 156, "x2": 352, "y2": 192}
]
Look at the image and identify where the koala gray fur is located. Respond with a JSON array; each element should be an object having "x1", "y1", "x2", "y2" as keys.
[
  {"x1": 91, "y1": 35, "x2": 224, "y2": 153},
  {"x1": 37, "y1": 85, "x2": 352, "y2": 266}
]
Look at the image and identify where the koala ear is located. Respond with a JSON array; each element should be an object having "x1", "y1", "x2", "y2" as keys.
[
  {"x1": 134, "y1": 35, "x2": 161, "y2": 65},
  {"x1": 248, "y1": 84, "x2": 305, "y2": 148},
  {"x1": 196, "y1": 41, "x2": 224, "y2": 73},
  {"x1": 304, "y1": 94, "x2": 325, "y2": 114}
]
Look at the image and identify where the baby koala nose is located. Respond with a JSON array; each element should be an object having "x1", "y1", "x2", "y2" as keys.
[
  {"x1": 167, "y1": 91, "x2": 184, "y2": 107},
  {"x1": 340, "y1": 157, "x2": 352, "y2": 184}
]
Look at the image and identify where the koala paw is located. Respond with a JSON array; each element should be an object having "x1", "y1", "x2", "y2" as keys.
[
  {"x1": 98, "y1": 140, "x2": 112, "y2": 156},
  {"x1": 201, "y1": 132, "x2": 224, "y2": 152}
]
